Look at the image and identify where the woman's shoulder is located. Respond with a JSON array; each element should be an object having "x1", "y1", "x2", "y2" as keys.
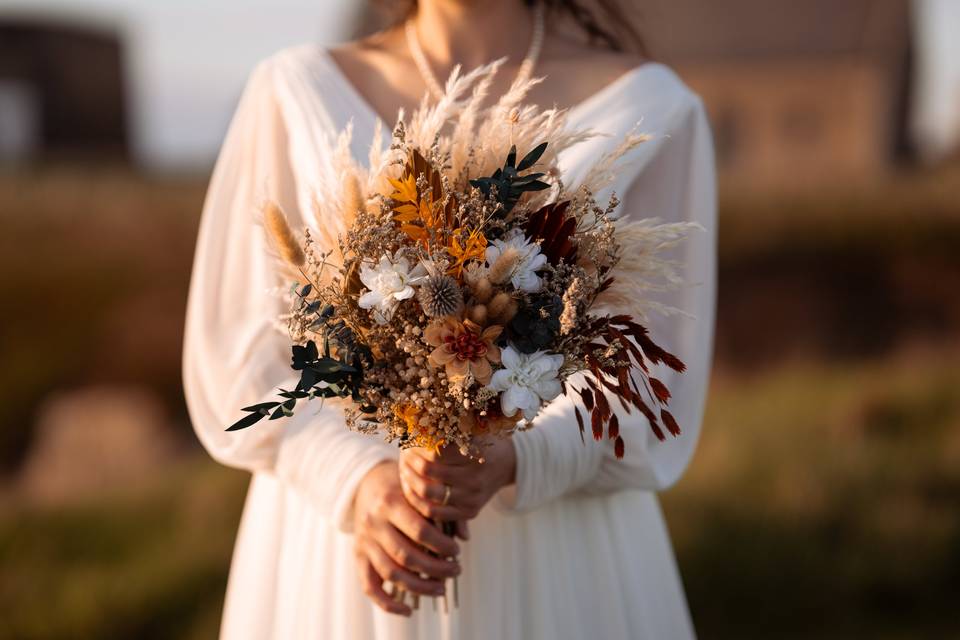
[
  {"x1": 593, "y1": 50, "x2": 702, "y2": 114},
  {"x1": 246, "y1": 44, "x2": 330, "y2": 88},
  {"x1": 543, "y1": 39, "x2": 703, "y2": 122}
]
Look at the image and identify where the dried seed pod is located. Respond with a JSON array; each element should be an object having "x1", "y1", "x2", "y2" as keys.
[
  {"x1": 487, "y1": 292, "x2": 512, "y2": 322},
  {"x1": 468, "y1": 304, "x2": 488, "y2": 325},
  {"x1": 418, "y1": 275, "x2": 464, "y2": 318},
  {"x1": 500, "y1": 299, "x2": 519, "y2": 323},
  {"x1": 471, "y1": 276, "x2": 494, "y2": 303},
  {"x1": 263, "y1": 202, "x2": 305, "y2": 267}
]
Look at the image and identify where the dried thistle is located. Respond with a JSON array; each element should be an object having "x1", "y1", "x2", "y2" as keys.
[{"x1": 418, "y1": 274, "x2": 464, "y2": 318}]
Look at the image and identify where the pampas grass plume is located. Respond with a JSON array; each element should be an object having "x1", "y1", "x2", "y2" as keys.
[
  {"x1": 264, "y1": 202, "x2": 305, "y2": 267},
  {"x1": 342, "y1": 173, "x2": 364, "y2": 228}
]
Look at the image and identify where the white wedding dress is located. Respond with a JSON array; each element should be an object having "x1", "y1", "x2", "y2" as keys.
[{"x1": 184, "y1": 45, "x2": 715, "y2": 640}]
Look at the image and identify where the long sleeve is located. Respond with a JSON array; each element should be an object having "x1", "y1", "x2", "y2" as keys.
[
  {"x1": 498, "y1": 95, "x2": 717, "y2": 513},
  {"x1": 182, "y1": 59, "x2": 397, "y2": 532}
]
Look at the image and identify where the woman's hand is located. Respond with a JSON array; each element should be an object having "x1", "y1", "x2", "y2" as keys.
[
  {"x1": 399, "y1": 437, "x2": 517, "y2": 528},
  {"x1": 353, "y1": 461, "x2": 461, "y2": 616}
]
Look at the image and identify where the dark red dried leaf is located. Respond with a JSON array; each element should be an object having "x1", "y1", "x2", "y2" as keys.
[
  {"x1": 579, "y1": 387, "x2": 595, "y2": 412},
  {"x1": 591, "y1": 409, "x2": 604, "y2": 441},
  {"x1": 661, "y1": 409, "x2": 681, "y2": 436},
  {"x1": 594, "y1": 386, "x2": 611, "y2": 421},
  {"x1": 614, "y1": 436, "x2": 625, "y2": 459},
  {"x1": 574, "y1": 406, "x2": 586, "y2": 444},
  {"x1": 661, "y1": 353, "x2": 686, "y2": 373},
  {"x1": 524, "y1": 201, "x2": 577, "y2": 264},
  {"x1": 649, "y1": 378, "x2": 671, "y2": 404},
  {"x1": 608, "y1": 414, "x2": 620, "y2": 440}
]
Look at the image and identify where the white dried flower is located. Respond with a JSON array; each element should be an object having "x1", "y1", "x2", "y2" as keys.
[
  {"x1": 488, "y1": 346, "x2": 564, "y2": 420},
  {"x1": 484, "y1": 230, "x2": 547, "y2": 293},
  {"x1": 358, "y1": 253, "x2": 428, "y2": 324}
]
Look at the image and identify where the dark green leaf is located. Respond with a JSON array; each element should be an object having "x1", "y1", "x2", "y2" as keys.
[
  {"x1": 240, "y1": 401, "x2": 280, "y2": 413},
  {"x1": 226, "y1": 411, "x2": 267, "y2": 431},
  {"x1": 517, "y1": 142, "x2": 548, "y2": 171}
]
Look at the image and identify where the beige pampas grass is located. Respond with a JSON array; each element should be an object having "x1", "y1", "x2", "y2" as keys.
[
  {"x1": 341, "y1": 173, "x2": 365, "y2": 228},
  {"x1": 263, "y1": 201, "x2": 305, "y2": 268},
  {"x1": 595, "y1": 218, "x2": 703, "y2": 318},
  {"x1": 577, "y1": 128, "x2": 652, "y2": 198}
]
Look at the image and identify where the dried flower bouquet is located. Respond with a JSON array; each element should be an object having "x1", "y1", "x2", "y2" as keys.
[{"x1": 227, "y1": 61, "x2": 701, "y2": 464}]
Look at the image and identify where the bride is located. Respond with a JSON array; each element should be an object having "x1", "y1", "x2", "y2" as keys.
[{"x1": 183, "y1": 0, "x2": 716, "y2": 637}]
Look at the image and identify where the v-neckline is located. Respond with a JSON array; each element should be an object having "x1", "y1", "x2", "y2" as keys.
[{"x1": 316, "y1": 46, "x2": 661, "y2": 128}]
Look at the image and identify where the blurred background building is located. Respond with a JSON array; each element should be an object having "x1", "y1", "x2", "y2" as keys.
[
  {"x1": 644, "y1": 0, "x2": 914, "y2": 189},
  {"x1": 0, "y1": 18, "x2": 128, "y2": 163},
  {"x1": 0, "y1": 1, "x2": 958, "y2": 638},
  {"x1": 0, "y1": 0, "x2": 958, "y2": 174}
]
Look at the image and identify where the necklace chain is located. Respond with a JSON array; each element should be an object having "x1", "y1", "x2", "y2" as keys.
[{"x1": 405, "y1": 2, "x2": 545, "y2": 101}]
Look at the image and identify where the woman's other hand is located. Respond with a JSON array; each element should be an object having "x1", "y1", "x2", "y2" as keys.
[
  {"x1": 399, "y1": 437, "x2": 516, "y2": 530},
  {"x1": 353, "y1": 461, "x2": 461, "y2": 615}
]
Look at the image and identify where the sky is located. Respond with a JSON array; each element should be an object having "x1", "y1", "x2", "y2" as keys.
[
  {"x1": 1, "y1": 0, "x2": 358, "y2": 168},
  {"x1": 1, "y1": 0, "x2": 958, "y2": 168},
  {"x1": 912, "y1": 0, "x2": 960, "y2": 159}
]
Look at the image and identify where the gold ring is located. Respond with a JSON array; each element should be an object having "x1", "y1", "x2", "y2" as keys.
[{"x1": 441, "y1": 483, "x2": 452, "y2": 506}]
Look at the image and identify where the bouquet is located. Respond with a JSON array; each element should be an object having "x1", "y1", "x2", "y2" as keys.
[{"x1": 228, "y1": 62, "x2": 698, "y2": 465}]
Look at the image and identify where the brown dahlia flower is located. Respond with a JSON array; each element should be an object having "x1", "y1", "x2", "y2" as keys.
[{"x1": 424, "y1": 318, "x2": 502, "y2": 384}]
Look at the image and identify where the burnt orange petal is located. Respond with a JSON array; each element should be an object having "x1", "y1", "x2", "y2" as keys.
[
  {"x1": 470, "y1": 358, "x2": 492, "y2": 385},
  {"x1": 447, "y1": 358, "x2": 469, "y2": 378}
]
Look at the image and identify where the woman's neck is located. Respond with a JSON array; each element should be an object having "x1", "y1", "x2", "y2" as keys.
[{"x1": 411, "y1": 1, "x2": 537, "y2": 72}]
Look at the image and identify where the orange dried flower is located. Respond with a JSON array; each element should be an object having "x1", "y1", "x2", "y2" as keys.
[{"x1": 447, "y1": 227, "x2": 487, "y2": 278}]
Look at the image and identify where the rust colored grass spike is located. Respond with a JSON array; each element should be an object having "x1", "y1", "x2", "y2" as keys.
[{"x1": 614, "y1": 436, "x2": 625, "y2": 459}]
